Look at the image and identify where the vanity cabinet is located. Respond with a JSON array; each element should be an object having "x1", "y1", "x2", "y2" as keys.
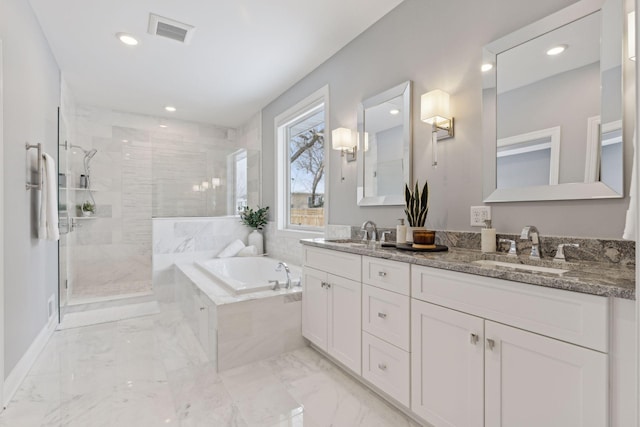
[
  {"x1": 302, "y1": 248, "x2": 362, "y2": 375},
  {"x1": 411, "y1": 300, "x2": 484, "y2": 427},
  {"x1": 411, "y1": 265, "x2": 609, "y2": 427},
  {"x1": 361, "y1": 257, "x2": 411, "y2": 406}
]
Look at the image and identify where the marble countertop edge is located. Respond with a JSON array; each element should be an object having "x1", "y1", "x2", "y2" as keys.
[{"x1": 300, "y1": 239, "x2": 635, "y2": 300}]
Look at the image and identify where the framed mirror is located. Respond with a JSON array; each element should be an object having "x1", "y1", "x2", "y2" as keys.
[
  {"x1": 483, "y1": 0, "x2": 624, "y2": 202},
  {"x1": 357, "y1": 81, "x2": 412, "y2": 206}
]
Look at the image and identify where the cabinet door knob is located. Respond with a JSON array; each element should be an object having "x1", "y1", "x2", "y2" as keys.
[
  {"x1": 378, "y1": 271, "x2": 387, "y2": 277},
  {"x1": 377, "y1": 312, "x2": 387, "y2": 319},
  {"x1": 486, "y1": 338, "x2": 495, "y2": 350},
  {"x1": 377, "y1": 363, "x2": 387, "y2": 371},
  {"x1": 320, "y1": 282, "x2": 326, "y2": 288},
  {"x1": 200, "y1": 307, "x2": 206, "y2": 311},
  {"x1": 326, "y1": 283, "x2": 331, "y2": 289},
  {"x1": 470, "y1": 333, "x2": 479, "y2": 345}
]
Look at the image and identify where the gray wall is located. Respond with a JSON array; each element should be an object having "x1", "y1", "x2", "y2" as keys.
[
  {"x1": 261, "y1": 0, "x2": 635, "y2": 238},
  {"x1": 497, "y1": 62, "x2": 600, "y2": 184},
  {"x1": 1, "y1": 0, "x2": 60, "y2": 375}
]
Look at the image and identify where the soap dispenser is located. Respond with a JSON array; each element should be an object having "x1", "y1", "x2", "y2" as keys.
[
  {"x1": 396, "y1": 218, "x2": 407, "y2": 244},
  {"x1": 481, "y1": 219, "x2": 496, "y2": 253}
]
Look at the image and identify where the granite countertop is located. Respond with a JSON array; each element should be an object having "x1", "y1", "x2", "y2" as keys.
[{"x1": 301, "y1": 238, "x2": 635, "y2": 300}]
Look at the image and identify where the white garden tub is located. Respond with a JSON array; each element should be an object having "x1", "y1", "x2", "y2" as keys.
[{"x1": 196, "y1": 257, "x2": 302, "y2": 295}]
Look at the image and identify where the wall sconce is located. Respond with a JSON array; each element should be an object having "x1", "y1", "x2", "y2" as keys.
[
  {"x1": 421, "y1": 89, "x2": 454, "y2": 167},
  {"x1": 332, "y1": 127, "x2": 357, "y2": 162},
  {"x1": 629, "y1": 11, "x2": 636, "y2": 61}
]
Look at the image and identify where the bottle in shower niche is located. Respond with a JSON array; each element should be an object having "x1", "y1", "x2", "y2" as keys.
[{"x1": 79, "y1": 174, "x2": 88, "y2": 189}]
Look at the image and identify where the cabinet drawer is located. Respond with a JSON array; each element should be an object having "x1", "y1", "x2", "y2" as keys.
[
  {"x1": 362, "y1": 256, "x2": 410, "y2": 295},
  {"x1": 411, "y1": 265, "x2": 609, "y2": 352},
  {"x1": 362, "y1": 332, "x2": 410, "y2": 407},
  {"x1": 304, "y1": 247, "x2": 361, "y2": 282},
  {"x1": 363, "y1": 285, "x2": 410, "y2": 351}
]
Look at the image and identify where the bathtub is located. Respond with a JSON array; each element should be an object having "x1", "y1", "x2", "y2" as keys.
[{"x1": 196, "y1": 257, "x2": 302, "y2": 295}]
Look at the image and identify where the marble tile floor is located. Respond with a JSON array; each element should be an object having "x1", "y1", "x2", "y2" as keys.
[{"x1": 0, "y1": 304, "x2": 421, "y2": 427}]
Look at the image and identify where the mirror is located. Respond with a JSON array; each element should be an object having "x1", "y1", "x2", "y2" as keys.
[
  {"x1": 483, "y1": 0, "x2": 624, "y2": 202},
  {"x1": 357, "y1": 81, "x2": 412, "y2": 206}
]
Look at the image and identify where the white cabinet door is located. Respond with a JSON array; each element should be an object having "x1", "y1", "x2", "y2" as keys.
[
  {"x1": 411, "y1": 299, "x2": 484, "y2": 427},
  {"x1": 485, "y1": 321, "x2": 608, "y2": 427},
  {"x1": 302, "y1": 267, "x2": 328, "y2": 350},
  {"x1": 327, "y1": 273, "x2": 362, "y2": 375}
]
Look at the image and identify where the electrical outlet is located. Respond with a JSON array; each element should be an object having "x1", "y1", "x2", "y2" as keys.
[{"x1": 470, "y1": 206, "x2": 492, "y2": 227}]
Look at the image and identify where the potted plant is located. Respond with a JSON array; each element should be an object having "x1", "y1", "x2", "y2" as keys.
[
  {"x1": 240, "y1": 206, "x2": 269, "y2": 254},
  {"x1": 77, "y1": 201, "x2": 95, "y2": 217},
  {"x1": 404, "y1": 181, "x2": 429, "y2": 243}
]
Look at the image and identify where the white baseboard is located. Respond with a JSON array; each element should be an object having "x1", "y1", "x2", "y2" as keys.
[{"x1": 3, "y1": 316, "x2": 58, "y2": 408}]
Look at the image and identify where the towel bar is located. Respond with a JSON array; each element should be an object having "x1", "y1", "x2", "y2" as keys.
[{"x1": 25, "y1": 142, "x2": 42, "y2": 190}]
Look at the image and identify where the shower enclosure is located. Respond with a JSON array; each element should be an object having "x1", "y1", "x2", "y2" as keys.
[{"x1": 57, "y1": 104, "x2": 260, "y2": 321}]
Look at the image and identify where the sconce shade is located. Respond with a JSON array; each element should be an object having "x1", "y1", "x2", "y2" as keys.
[
  {"x1": 629, "y1": 11, "x2": 636, "y2": 61},
  {"x1": 332, "y1": 127, "x2": 355, "y2": 150},
  {"x1": 421, "y1": 89, "x2": 450, "y2": 125}
]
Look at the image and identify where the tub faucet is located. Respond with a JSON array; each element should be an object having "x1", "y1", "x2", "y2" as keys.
[
  {"x1": 275, "y1": 262, "x2": 292, "y2": 289},
  {"x1": 520, "y1": 225, "x2": 541, "y2": 259},
  {"x1": 361, "y1": 220, "x2": 378, "y2": 243}
]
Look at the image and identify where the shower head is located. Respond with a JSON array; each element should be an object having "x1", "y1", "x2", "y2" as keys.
[{"x1": 85, "y1": 149, "x2": 97, "y2": 160}]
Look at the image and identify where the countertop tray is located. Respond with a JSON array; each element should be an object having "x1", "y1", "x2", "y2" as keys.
[{"x1": 395, "y1": 243, "x2": 449, "y2": 252}]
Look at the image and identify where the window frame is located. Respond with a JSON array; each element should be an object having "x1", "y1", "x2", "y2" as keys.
[{"x1": 274, "y1": 85, "x2": 330, "y2": 236}]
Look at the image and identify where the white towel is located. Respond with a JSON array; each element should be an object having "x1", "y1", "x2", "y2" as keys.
[
  {"x1": 38, "y1": 153, "x2": 60, "y2": 241},
  {"x1": 623, "y1": 130, "x2": 637, "y2": 240},
  {"x1": 216, "y1": 239, "x2": 245, "y2": 258},
  {"x1": 236, "y1": 245, "x2": 258, "y2": 257}
]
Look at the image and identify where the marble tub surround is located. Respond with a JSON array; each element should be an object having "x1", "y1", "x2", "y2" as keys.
[
  {"x1": 152, "y1": 217, "x2": 250, "y2": 294},
  {"x1": 302, "y1": 238, "x2": 635, "y2": 299},
  {"x1": 175, "y1": 262, "x2": 305, "y2": 371},
  {"x1": 348, "y1": 226, "x2": 635, "y2": 266}
]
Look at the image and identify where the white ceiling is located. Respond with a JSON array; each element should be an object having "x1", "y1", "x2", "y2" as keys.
[
  {"x1": 29, "y1": 0, "x2": 404, "y2": 127},
  {"x1": 496, "y1": 11, "x2": 602, "y2": 94}
]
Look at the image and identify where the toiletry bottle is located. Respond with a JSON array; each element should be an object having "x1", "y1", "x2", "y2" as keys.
[
  {"x1": 481, "y1": 219, "x2": 496, "y2": 253},
  {"x1": 396, "y1": 218, "x2": 407, "y2": 245}
]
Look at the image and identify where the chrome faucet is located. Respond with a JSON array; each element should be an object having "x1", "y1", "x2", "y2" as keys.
[
  {"x1": 554, "y1": 243, "x2": 579, "y2": 262},
  {"x1": 275, "y1": 262, "x2": 292, "y2": 289},
  {"x1": 520, "y1": 226, "x2": 541, "y2": 259},
  {"x1": 361, "y1": 220, "x2": 378, "y2": 243}
]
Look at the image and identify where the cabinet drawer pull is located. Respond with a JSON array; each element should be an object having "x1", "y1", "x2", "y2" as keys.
[
  {"x1": 378, "y1": 271, "x2": 387, "y2": 277},
  {"x1": 486, "y1": 338, "x2": 495, "y2": 350},
  {"x1": 470, "y1": 333, "x2": 479, "y2": 345},
  {"x1": 377, "y1": 363, "x2": 387, "y2": 371},
  {"x1": 377, "y1": 312, "x2": 387, "y2": 319}
]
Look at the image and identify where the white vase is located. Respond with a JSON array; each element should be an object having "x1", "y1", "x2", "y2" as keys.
[
  {"x1": 248, "y1": 229, "x2": 264, "y2": 255},
  {"x1": 406, "y1": 226, "x2": 424, "y2": 244}
]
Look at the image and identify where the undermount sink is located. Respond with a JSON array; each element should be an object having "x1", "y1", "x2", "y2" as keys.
[
  {"x1": 473, "y1": 260, "x2": 570, "y2": 276},
  {"x1": 325, "y1": 239, "x2": 369, "y2": 248}
]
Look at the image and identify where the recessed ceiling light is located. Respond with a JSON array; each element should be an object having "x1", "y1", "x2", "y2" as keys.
[
  {"x1": 116, "y1": 32, "x2": 139, "y2": 46},
  {"x1": 159, "y1": 124, "x2": 168, "y2": 128},
  {"x1": 164, "y1": 106, "x2": 176, "y2": 112},
  {"x1": 481, "y1": 63, "x2": 493, "y2": 72},
  {"x1": 389, "y1": 109, "x2": 400, "y2": 115},
  {"x1": 546, "y1": 44, "x2": 567, "y2": 56}
]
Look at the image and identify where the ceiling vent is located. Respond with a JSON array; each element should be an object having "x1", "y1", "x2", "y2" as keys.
[{"x1": 148, "y1": 13, "x2": 195, "y2": 44}]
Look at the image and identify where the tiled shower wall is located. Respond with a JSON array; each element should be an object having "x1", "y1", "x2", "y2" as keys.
[{"x1": 67, "y1": 105, "x2": 258, "y2": 301}]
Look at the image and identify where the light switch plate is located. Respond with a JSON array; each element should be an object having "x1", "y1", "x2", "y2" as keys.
[{"x1": 470, "y1": 206, "x2": 492, "y2": 227}]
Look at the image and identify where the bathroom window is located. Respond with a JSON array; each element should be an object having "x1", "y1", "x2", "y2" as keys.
[{"x1": 276, "y1": 87, "x2": 328, "y2": 232}]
